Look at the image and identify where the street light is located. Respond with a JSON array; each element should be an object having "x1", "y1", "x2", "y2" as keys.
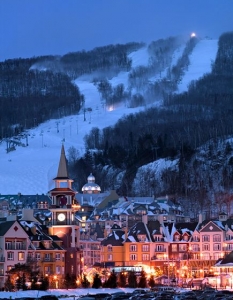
[{"x1": 53, "y1": 275, "x2": 58, "y2": 288}]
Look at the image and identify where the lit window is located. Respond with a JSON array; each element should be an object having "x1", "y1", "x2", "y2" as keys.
[
  {"x1": 18, "y1": 252, "x2": 24, "y2": 261},
  {"x1": 130, "y1": 245, "x2": 137, "y2": 252},
  {"x1": 142, "y1": 244, "x2": 149, "y2": 252},
  {"x1": 56, "y1": 253, "x2": 61, "y2": 261},
  {"x1": 142, "y1": 254, "x2": 149, "y2": 261},
  {"x1": 108, "y1": 254, "x2": 112, "y2": 261},
  {"x1": 130, "y1": 254, "x2": 137, "y2": 261}
]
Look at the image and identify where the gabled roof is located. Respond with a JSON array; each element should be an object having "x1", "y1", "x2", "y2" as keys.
[
  {"x1": 125, "y1": 221, "x2": 151, "y2": 243},
  {"x1": 101, "y1": 229, "x2": 125, "y2": 246},
  {"x1": 215, "y1": 251, "x2": 233, "y2": 266},
  {"x1": 0, "y1": 221, "x2": 16, "y2": 236},
  {"x1": 197, "y1": 220, "x2": 225, "y2": 232}
]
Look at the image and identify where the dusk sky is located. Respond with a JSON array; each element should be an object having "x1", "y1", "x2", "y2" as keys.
[{"x1": 0, "y1": 0, "x2": 232, "y2": 61}]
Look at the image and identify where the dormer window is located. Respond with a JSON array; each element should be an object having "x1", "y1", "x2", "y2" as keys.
[
  {"x1": 174, "y1": 234, "x2": 180, "y2": 241},
  {"x1": 37, "y1": 202, "x2": 48, "y2": 209},
  {"x1": 154, "y1": 235, "x2": 161, "y2": 241},
  {"x1": 183, "y1": 235, "x2": 188, "y2": 242},
  {"x1": 138, "y1": 234, "x2": 146, "y2": 242},
  {"x1": 44, "y1": 241, "x2": 51, "y2": 249},
  {"x1": 136, "y1": 209, "x2": 146, "y2": 215}
]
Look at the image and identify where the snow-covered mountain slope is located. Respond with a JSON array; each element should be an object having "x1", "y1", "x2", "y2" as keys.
[
  {"x1": 0, "y1": 39, "x2": 218, "y2": 195},
  {"x1": 178, "y1": 39, "x2": 218, "y2": 92}
]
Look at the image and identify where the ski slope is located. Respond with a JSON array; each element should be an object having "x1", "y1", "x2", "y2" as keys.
[{"x1": 0, "y1": 39, "x2": 218, "y2": 195}]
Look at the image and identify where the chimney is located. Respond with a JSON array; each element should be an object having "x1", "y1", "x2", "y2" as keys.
[
  {"x1": 198, "y1": 213, "x2": 204, "y2": 224},
  {"x1": 20, "y1": 208, "x2": 40, "y2": 223},
  {"x1": 7, "y1": 214, "x2": 17, "y2": 221},
  {"x1": 142, "y1": 214, "x2": 148, "y2": 225}
]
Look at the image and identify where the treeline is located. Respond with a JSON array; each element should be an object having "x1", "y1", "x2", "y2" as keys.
[
  {"x1": 36, "y1": 42, "x2": 144, "y2": 79},
  {"x1": 0, "y1": 43, "x2": 145, "y2": 138},
  {"x1": 0, "y1": 57, "x2": 83, "y2": 137},
  {"x1": 69, "y1": 32, "x2": 233, "y2": 199}
]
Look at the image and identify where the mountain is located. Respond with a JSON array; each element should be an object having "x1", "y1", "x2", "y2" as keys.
[{"x1": 0, "y1": 33, "x2": 230, "y2": 206}]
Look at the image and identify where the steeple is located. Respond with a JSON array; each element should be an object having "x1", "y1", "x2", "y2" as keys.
[
  {"x1": 56, "y1": 144, "x2": 69, "y2": 179},
  {"x1": 53, "y1": 144, "x2": 73, "y2": 188}
]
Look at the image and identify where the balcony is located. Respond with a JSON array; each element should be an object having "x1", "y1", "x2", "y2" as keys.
[
  {"x1": 5, "y1": 245, "x2": 26, "y2": 250},
  {"x1": 41, "y1": 257, "x2": 56, "y2": 262},
  {"x1": 155, "y1": 248, "x2": 166, "y2": 252}
]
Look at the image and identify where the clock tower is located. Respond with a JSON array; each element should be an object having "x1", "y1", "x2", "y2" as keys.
[{"x1": 48, "y1": 144, "x2": 82, "y2": 276}]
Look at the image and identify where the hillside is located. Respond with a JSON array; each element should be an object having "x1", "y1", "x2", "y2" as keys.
[{"x1": 0, "y1": 34, "x2": 221, "y2": 198}]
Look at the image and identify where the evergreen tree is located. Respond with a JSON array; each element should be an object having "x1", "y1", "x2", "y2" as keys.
[
  {"x1": 22, "y1": 273, "x2": 27, "y2": 290},
  {"x1": 63, "y1": 273, "x2": 72, "y2": 289},
  {"x1": 128, "y1": 271, "x2": 137, "y2": 288},
  {"x1": 4, "y1": 275, "x2": 14, "y2": 292},
  {"x1": 148, "y1": 275, "x2": 156, "y2": 288},
  {"x1": 70, "y1": 274, "x2": 77, "y2": 289},
  {"x1": 40, "y1": 275, "x2": 49, "y2": 290},
  {"x1": 138, "y1": 270, "x2": 147, "y2": 288},
  {"x1": 105, "y1": 270, "x2": 117, "y2": 288},
  {"x1": 118, "y1": 272, "x2": 127, "y2": 287},
  {"x1": 81, "y1": 274, "x2": 90, "y2": 288},
  {"x1": 92, "y1": 273, "x2": 102, "y2": 289}
]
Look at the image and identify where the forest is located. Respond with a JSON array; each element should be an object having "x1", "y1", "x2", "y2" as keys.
[{"x1": 69, "y1": 32, "x2": 233, "y2": 218}]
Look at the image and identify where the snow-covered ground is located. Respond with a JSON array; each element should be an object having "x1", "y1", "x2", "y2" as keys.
[
  {"x1": 0, "y1": 39, "x2": 218, "y2": 195},
  {"x1": 0, "y1": 287, "x2": 190, "y2": 299},
  {"x1": 178, "y1": 39, "x2": 218, "y2": 92}
]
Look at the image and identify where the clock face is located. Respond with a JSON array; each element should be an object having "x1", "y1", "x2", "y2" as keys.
[{"x1": 57, "y1": 213, "x2": 66, "y2": 222}]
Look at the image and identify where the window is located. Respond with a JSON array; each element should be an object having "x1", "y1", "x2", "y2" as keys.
[
  {"x1": 142, "y1": 244, "x2": 149, "y2": 252},
  {"x1": 16, "y1": 241, "x2": 23, "y2": 250},
  {"x1": 37, "y1": 202, "x2": 48, "y2": 209},
  {"x1": 192, "y1": 244, "x2": 199, "y2": 251},
  {"x1": 70, "y1": 253, "x2": 74, "y2": 258},
  {"x1": 193, "y1": 235, "x2": 199, "y2": 242},
  {"x1": 142, "y1": 254, "x2": 149, "y2": 261},
  {"x1": 174, "y1": 234, "x2": 180, "y2": 241},
  {"x1": 171, "y1": 244, "x2": 177, "y2": 252},
  {"x1": 130, "y1": 245, "x2": 137, "y2": 252},
  {"x1": 35, "y1": 253, "x2": 40, "y2": 261},
  {"x1": 179, "y1": 244, "x2": 187, "y2": 251},
  {"x1": 214, "y1": 253, "x2": 222, "y2": 260},
  {"x1": 202, "y1": 244, "x2": 210, "y2": 251},
  {"x1": 156, "y1": 244, "x2": 165, "y2": 252},
  {"x1": 44, "y1": 242, "x2": 50, "y2": 249},
  {"x1": 107, "y1": 245, "x2": 112, "y2": 252},
  {"x1": 55, "y1": 253, "x2": 61, "y2": 261},
  {"x1": 213, "y1": 234, "x2": 221, "y2": 242},
  {"x1": 71, "y1": 265, "x2": 74, "y2": 274},
  {"x1": 154, "y1": 235, "x2": 161, "y2": 241},
  {"x1": 7, "y1": 252, "x2": 14, "y2": 260},
  {"x1": 44, "y1": 253, "x2": 51, "y2": 261},
  {"x1": 130, "y1": 254, "x2": 137, "y2": 261},
  {"x1": 56, "y1": 266, "x2": 61, "y2": 274},
  {"x1": 45, "y1": 266, "x2": 51, "y2": 274},
  {"x1": 62, "y1": 266, "x2": 65, "y2": 274},
  {"x1": 138, "y1": 235, "x2": 146, "y2": 242},
  {"x1": 202, "y1": 235, "x2": 210, "y2": 242},
  {"x1": 213, "y1": 243, "x2": 221, "y2": 251},
  {"x1": 7, "y1": 266, "x2": 12, "y2": 272},
  {"x1": 18, "y1": 252, "x2": 24, "y2": 261},
  {"x1": 5, "y1": 242, "x2": 12, "y2": 250},
  {"x1": 108, "y1": 254, "x2": 112, "y2": 261}
]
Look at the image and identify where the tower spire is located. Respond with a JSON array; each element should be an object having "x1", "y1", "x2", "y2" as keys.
[{"x1": 56, "y1": 144, "x2": 69, "y2": 179}]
